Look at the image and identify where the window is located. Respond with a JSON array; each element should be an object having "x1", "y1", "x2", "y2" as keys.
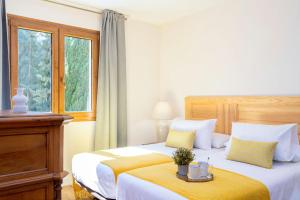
[
  {"x1": 18, "y1": 29, "x2": 52, "y2": 112},
  {"x1": 64, "y1": 36, "x2": 92, "y2": 112},
  {"x1": 9, "y1": 15, "x2": 99, "y2": 121}
]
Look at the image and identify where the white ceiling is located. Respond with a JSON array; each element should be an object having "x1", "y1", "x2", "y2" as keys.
[{"x1": 50, "y1": 0, "x2": 225, "y2": 25}]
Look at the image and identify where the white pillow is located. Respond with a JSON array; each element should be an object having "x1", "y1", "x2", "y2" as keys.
[
  {"x1": 170, "y1": 119, "x2": 216, "y2": 150},
  {"x1": 212, "y1": 133, "x2": 230, "y2": 148},
  {"x1": 226, "y1": 122, "x2": 299, "y2": 162},
  {"x1": 293, "y1": 145, "x2": 300, "y2": 162}
]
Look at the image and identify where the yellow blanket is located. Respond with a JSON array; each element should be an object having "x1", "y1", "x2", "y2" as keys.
[
  {"x1": 97, "y1": 151, "x2": 172, "y2": 179},
  {"x1": 127, "y1": 163, "x2": 270, "y2": 200},
  {"x1": 94, "y1": 150, "x2": 122, "y2": 158}
]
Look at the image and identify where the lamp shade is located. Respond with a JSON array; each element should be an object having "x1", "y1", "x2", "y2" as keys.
[{"x1": 153, "y1": 101, "x2": 173, "y2": 120}]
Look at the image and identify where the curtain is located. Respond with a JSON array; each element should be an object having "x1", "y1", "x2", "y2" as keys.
[
  {"x1": 0, "y1": 0, "x2": 11, "y2": 110},
  {"x1": 95, "y1": 10, "x2": 127, "y2": 150}
]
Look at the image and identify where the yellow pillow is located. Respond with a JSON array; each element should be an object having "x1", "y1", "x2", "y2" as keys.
[
  {"x1": 165, "y1": 130, "x2": 195, "y2": 149},
  {"x1": 227, "y1": 137, "x2": 277, "y2": 169}
]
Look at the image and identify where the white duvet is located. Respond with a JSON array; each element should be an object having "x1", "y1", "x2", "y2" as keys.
[
  {"x1": 117, "y1": 150, "x2": 300, "y2": 200},
  {"x1": 72, "y1": 143, "x2": 223, "y2": 199}
]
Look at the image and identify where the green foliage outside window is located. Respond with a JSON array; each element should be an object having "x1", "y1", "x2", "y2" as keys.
[
  {"x1": 18, "y1": 29, "x2": 92, "y2": 113},
  {"x1": 18, "y1": 29, "x2": 52, "y2": 112},
  {"x1": 64, "y1": 37, "x2": 92, "y2": 112}
]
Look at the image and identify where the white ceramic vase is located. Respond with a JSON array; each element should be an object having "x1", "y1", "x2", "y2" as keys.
[{"x1": 12, "y1": 88, "x2": 28, "y2": 113}]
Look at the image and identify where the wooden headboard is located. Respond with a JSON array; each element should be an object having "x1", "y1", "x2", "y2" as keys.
[{"x1": 185, "y1": 96, "x2": 300, "y2": 139}]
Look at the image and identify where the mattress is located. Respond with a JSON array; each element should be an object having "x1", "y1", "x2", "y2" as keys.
[
  {"x1": 72, "y1": 143, "x2": 223, "y2": 199},
  {"x1": 117, "y1": 150, "x2": 300, "y2": 200}
]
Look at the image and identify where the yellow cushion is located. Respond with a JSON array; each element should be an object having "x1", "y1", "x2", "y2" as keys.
[
  {"x1": 227, "y1": 137, "x2": 277, "y2": 169},
  {"x1": 165, "y1": 130, "x2": 195, "y2": 149}
]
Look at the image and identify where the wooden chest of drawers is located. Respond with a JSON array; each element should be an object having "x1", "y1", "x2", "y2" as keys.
[{"x1": 0, "y1": 111, "x2": 72, "y2": 200}]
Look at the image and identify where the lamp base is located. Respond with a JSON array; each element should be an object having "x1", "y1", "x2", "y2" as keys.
[{"x1": 156, "y1": 120, "x2": 170, "y2": 142}]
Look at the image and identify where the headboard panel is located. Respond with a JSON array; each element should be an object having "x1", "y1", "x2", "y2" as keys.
[
  {"x1": 185, "y1": 96, "x2": 300, "y2": 140},
  {"x1": 185, "y1": 97, "x2": 226, "y2": 134}
]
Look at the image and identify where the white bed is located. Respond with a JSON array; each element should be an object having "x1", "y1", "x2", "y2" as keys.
[
  {"x1": 117, "y1": 149, "x2": 300, "y2": 200},
  {"x1": 72, "y1": 143, "x2": 224, "y2": 199}
]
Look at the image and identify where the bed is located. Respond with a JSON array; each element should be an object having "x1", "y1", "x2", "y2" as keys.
[
  {"x1": 72, "y1": 143, "x2": 224, "y2": 199},
  {"x1": 116, "y1": 96, "x2": 300, "y2": 200},
  {"x1": 117, "y1": 149, "x2": 300, "y2": 200},
  {"x1": 72, "y1": 96, "x2": 300, "y2": 200}
]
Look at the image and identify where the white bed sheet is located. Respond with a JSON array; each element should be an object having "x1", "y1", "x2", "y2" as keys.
[
  {"x1": 117, "y1": 150, "x2": 300, "y2": 200},
  {"x1": 72, "y1": 143, "x2": 223, "y2": 199}
]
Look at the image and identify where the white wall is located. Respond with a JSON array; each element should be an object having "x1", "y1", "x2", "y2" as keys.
[
  {"x1": 63, "y1": 121, "x2": 96, "y2": 184},
  {"x1": 6, "y1": 0, "x2": 160, "y2": 185},
  {"x1": 160, "y1": 0, "x2": 300, "y2": 116},
  {"x1": 126, "y1": 19, "x2": 160, "y2": 145}
]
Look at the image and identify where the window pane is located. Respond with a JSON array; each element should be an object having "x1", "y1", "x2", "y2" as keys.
[
  {"x1": 64, "y1": 36, "x2": 92, "y2": 112},
  {"x1": 18, "y1": 29, "x2": 52, "y2": 112}
]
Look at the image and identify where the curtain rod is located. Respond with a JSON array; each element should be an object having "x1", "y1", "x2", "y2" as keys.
[{"x1": 43, "y1": 0, "x2": 128, "y2": 19}]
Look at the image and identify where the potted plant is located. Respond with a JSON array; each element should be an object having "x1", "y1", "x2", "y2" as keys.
[{"x1": 172, "y1": 147, "x2": 195, "y2": 176}]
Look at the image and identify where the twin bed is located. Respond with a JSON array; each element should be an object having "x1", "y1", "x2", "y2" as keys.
[
  {"x1": 72, "y1": 96, "x2": 300, "y2": 200},
  {"x1": 72, "y1": 143, "x2": 224, "y2": 199},
  {"x1": 117, "y1": 148, "x2": 300, "y2": 200}
]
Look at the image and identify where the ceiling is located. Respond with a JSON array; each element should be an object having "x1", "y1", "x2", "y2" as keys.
[{"x1": 49, "y1": 0, "x2": 225, "y2": 25}]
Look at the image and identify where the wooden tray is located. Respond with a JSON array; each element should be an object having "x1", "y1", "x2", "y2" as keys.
[{"x1": 176, "y1": 172, "x2": 214, "y2": 182}]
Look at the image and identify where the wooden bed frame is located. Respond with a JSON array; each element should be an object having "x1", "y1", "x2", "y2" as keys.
[{"x1": 185, "y1": 96, "x2": 300, "y2": 140}]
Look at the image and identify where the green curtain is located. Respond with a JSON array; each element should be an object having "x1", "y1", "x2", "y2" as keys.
[{"x1": 94, "y1": 10, "x2": 127, "y2": 150}]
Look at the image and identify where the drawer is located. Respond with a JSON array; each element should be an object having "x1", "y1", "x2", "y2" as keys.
[
  {"x1": 0, "y1": 181, "x2": 53, "y2": 200},
  {"x1": 0, "y1": 128, "x2": 49, "y2": 177}
]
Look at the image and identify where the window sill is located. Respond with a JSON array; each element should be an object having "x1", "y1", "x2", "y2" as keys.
[{"x1": 58, "y1": 112, "x2": 95, "y2": 122}]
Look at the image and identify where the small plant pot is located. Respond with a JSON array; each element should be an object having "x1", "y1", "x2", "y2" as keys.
[{"x1": 177, "y1": 165, "x2": 189, "y2": 176}]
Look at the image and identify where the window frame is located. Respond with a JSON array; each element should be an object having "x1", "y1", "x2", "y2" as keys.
[{"x1": 8, "y1": 15, "x2": 99, "y2": 121}]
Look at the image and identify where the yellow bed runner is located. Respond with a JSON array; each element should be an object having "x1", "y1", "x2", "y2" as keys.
[
  {"x1": 96, "y1": 151, "x2": 172, "y2": 179},
  {"x1": 94, "y1": 150, "x2": 122, "y2": 158},
  {"x1": 127, "y1": 163, "x2": 270, "y2": 200}
]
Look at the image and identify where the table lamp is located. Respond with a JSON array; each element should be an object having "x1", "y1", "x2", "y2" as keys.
[{"x1": 153, "y1": 101, "x2": 173, "y2": 142}]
